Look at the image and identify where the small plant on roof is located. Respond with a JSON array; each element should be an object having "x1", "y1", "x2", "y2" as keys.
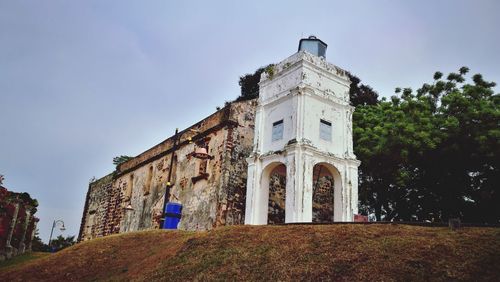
[
  {"x1": 113, "y1": 155, "x2": 133, "y2": 167},
  {"x1": 264, "y1": 64, "x2": 275, "y2": 80}
]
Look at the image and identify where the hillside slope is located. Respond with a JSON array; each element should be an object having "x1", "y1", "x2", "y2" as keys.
[{"x1": 1, "y1": 224, "x2": 499, "y2": 281}]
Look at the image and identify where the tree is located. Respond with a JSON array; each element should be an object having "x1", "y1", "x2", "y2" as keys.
[
  {"x1": 50, "y1": 235, "x2": 76, "y2": 252},
  {"x1": 354, "y1": 67, "x2": 499, "y2": 223},
  {"x1": 31, "y1": 230, "x2": 50, "y2": 252},
  {"x1": 347, "y1": 72, "x2": 379, "y2": 106},
  {"x1": 236, "y1": 64, "x2": 273, "y2": 101}
]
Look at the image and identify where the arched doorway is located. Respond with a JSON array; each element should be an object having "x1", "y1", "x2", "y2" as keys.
[
  {"x1": 312, "y1": 163, "x2": 336, "y2": 223},
  {"x1": 265, "y1": 163, "x2": 286, "y2": 224}
]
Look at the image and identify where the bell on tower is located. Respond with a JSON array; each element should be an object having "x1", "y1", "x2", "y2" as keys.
[{"x1": 298, "y1": 35, "x2": 327, "y2": 58}]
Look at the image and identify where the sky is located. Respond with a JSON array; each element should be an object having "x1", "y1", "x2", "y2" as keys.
[{"x1": 1, "y1": 1, "x2": 499, "y2": 243}]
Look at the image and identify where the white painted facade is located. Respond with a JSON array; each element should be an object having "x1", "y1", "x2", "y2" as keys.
[{"x1": 245, "y1": 50, "x2": 360, "y2": 224}]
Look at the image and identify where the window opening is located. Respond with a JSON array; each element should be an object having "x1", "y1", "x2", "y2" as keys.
[
  {"x1": 126, "y1": 174, "x2": 134, "y2": 201},
  {"x1": 320, "y1": 119, "x2": 332, "y2": 141},
  {"x1": 144, "y1": 166, "x2": 153, "y2": 195},
  {"x1": 272, "y1": 120, "x2": 284, "y2": 141}
]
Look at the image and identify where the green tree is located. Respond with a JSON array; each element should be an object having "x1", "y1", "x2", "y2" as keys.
[
  {"x1": 237, "y1": 64, "x2": 273, "y2": 101},
  {"x1": 347, "y1": 72, "x2": 379, "y2": 106},
  {"x1": 31, "y1": 230, "x2": 50, "y2": 252},
  {"x1": 355, "y1": 67, "x2": 499, "y2": 222},
  {"x1": 50, "y1": 235, "x2": 76, "y2": 252}
]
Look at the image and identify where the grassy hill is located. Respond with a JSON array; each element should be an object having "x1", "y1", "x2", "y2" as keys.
[{"x1": 1, "y1": 224, "x2": 499, "y2": 281}]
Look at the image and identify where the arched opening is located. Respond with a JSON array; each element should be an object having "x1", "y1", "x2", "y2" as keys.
[
  {"x1": 267, "y1": 164, "x2": 286, "y2": 224},
  {"x1": 312, "y1": 163, "x2": 336, "y2": 223}
]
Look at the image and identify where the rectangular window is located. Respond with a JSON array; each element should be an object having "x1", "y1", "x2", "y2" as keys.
[
  {"x1": 126, "y1": 174, "x2": 134, "y2": 201},
  {"x1": 272, "y1": 120, "x2": 284, "y2": 141},
  {"x1": 199, "y1": 145, "x2": 209, "y2": 175},
  {"x1": 144, "y1": 166, "x2": 153, "y2": 195},
  {"x1": 320, "y1": 119, "x2": 332, "y2": 141}
]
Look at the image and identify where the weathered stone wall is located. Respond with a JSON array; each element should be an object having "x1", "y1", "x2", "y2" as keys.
[
  {"x1": 312, "y1": 165, "x2": 335, "y2": 223},
  {"x1": 215, "y1": 100, "x2": 257, "y2": 227},
  {"x1": 78, "y1": 173, "x2": 113, "y2": 241},
  {"x1": 79, "y1": 99, "x2": 257, "y2": 241},
  {"x1": 268, "y1": 166, "x2": 286, "y2": 224}
]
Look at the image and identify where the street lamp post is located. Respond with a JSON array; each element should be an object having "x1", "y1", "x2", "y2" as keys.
[
  {"x1": 48, "y1": 219, "x2": 65, "y2": 250},
  {"x1": 160, "y1": 128, "x2": 179, "y2": 228}
]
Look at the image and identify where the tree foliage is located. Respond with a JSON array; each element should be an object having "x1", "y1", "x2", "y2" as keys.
[
  {"x1": 50, "y1": 235, "x2": 76, "y2": 252},
  {"x1": 237, "y1": 65, "x2": 273, "y2": 101},
  {"x1": 31, "y1": 230, "x2": 50, "y2": 252},
  {"x1": 354, "y1": 67, "x2": 499, "y2": 222},
  {"x1": 347, "y1": 72, "x2": 379, "y2": 106}
]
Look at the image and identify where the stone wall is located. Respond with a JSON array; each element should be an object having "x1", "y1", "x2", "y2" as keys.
[
  {"x1": 79, "y1": 99, "x2": 257, "y2": 241},
  {"x1": 78, "y1": 174, "x2": 114, "y2": 241},
  {"x1": 268, "y1": 165, "x2": 286, "y2": 224},
  {"x1": 215, "y1": 101, "x2": 256, "y2": 227},
  {"x1": 312, "y1": 171, "x2": 335, "y2": 222},
  {"x1": 0, "y1": 186, "x2": 38, "y2": 261}
]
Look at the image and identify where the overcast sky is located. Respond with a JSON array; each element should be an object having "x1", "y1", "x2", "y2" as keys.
[{"x1": 1, "y1": 1, "x2": 499, "y2": 242}]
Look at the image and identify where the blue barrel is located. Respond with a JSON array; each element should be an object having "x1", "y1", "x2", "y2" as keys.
[{"x1": 162, "y1": 202, "x2": 182, "y2": 229}]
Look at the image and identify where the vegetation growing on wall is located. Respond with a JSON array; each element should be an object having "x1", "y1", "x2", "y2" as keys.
[{"x1": 112, "y1": 155, "x2": 133, "y2": 168}]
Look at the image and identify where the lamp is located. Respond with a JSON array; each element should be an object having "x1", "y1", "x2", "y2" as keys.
[
  {"x1": 298, "y1": 35, "x2": 327, "y2": 58},
  {"x1": 193, "y1": 147, "x2": 210, "y2": 159},
  {"x1": 48, "y1": 219, "x2": 66, "y2": 250}
]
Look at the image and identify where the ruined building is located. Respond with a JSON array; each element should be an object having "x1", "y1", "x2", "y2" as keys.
[
  {"x1": 79, "y1": 37, "x2": 360, "y2": 241},
  {"x1": 0, "y1": 183, "x2": 39, "y2": 261}
]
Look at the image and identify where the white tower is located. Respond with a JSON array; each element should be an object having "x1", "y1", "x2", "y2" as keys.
[{"x1": 245, "y1": 37, "x2": 360, "y2": 224}]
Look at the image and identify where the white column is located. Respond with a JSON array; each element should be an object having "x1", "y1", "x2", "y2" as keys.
[
  {"x1": 350, "y1": 165, "x2": 359, "y2": 217},
  {"x1": 286, "y1": 147, "x2": 314, "y2": 223},
  {"x1": 300, "y1": 153, "x2": 314, "y2": 222},
  {"x1": 254, "y1": 105, "x2": 264, "y2": 153},
  {"x1": 333, "y1": 165, "x2": 343, "y2": 222},
  {"x1": 285, "y1": 153, "x2": 295, "y2": 223},
  {"x1": 254, "y1": 167, "x2": 267, "y2": 225},
  {"x1": 244, "y1": 160, "x2": 256, "y2": 224}
]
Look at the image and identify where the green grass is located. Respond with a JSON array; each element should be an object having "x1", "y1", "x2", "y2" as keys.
[{"x1": 0, "y1": 252, "x2": 50, "y2": 270}]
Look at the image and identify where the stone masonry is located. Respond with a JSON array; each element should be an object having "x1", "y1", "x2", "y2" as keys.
[{"x1": 79, "y1": 100, "x2": 257, "y2": 241}]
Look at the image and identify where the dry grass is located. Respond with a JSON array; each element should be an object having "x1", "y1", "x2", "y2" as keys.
[{"x1": 0, "y1": 224, "x2": 498, "y2": 281}]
